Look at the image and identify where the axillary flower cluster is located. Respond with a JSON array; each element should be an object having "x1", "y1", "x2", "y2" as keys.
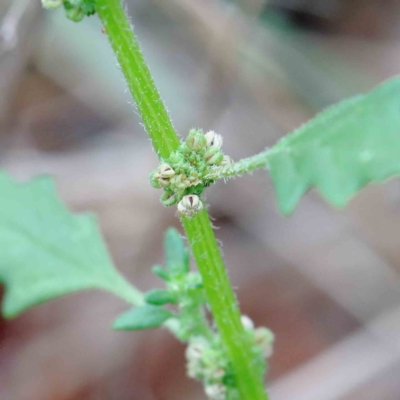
[
  {"x1": 149, "y1": 129, "x2": 233, "y2": 218},
  {"x1": 186, "y1": 315, "x2": 274, "y2": 400}
]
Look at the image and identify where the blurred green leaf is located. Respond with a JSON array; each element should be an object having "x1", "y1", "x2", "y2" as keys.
[
  {"x1": 145, "y1": 289, "x2": 177, "y2": 305},
  {"x1": 113, "y1": 305, "x2": 172, "y2": 330},
  {"x1": 267, "y1": 77, "x2": 400, "y2": 214},
  {"x1": 0, "y1": 172, "x2": 141, "y2": 318},
  {"x1": 152, "y1": 265, "x2": 170, "y2": 281},
  {"x1": 164, "y1": 228, "x2": 189, "y2": 276}
]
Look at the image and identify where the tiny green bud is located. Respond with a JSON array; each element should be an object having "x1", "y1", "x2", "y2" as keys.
[
  {"x1": 205, "y1": 130, "x2": 223, "y2": 149},
  {"x1": 181, "y1": 144, "x2": 192, "y2": 155},
  {"x1": 204, "y1": 147, "x2": 223, "y2": 165},
  {"x1": 177, "y1": 195, "x2": 203, "y2": 218},
  {"x1": 42, "y1": 0, "x2": 63, "y2": 8},
  {"x1": 186, "y1": 129, "x2": 207, "y2": 151},
  {"x1": 66, "y1": 7, "x2": 85, "y2": 22},
  {"x1": 149, "y1": 171, "x2": 162, "y2": 188},
  {"x1": 254, "y1": 327, "x2": 275, "y2": 358},
  {"x1": 161, "y1": 190, "x2": 179, "y2": 206},
  {"x1": 145, "y1": 289, "x2": 177, "y2": 305},
  {"x1": 219, "y1": 155, "x2": 234, "y2": 167},
  {"x1": 152, "y1": 265, "x2": 170, "y2": 281},
  {"x1": 169, "y1": 151, "x2": 185, "y2": 165}
]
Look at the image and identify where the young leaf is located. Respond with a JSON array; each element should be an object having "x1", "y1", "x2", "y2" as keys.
[
  {"x1": 0, "y1": 172, "x2": 141, "y2": 318},
  {"x1": 267, "y1": 77, "x2": 400, "y2": 214},
  {"x1": 113, "y1": 305, "x2": 172, "y2": 330},
  {"x1": 145, "y1": 289, "x2": 177, "y2": 305},
  {"x1": 152, "y1": 264, "x2": 170, "y2": 281},
  {"x1": 164, "y1": 228, "x2": 189, "y2": 275}
]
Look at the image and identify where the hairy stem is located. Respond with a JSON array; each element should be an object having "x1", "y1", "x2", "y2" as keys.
[
  {"x1": 96, "y1": 0, "x2": 180, "y2": 159},
  {"x1": 183, "y1": 211, "x2": 268, "y2": 399},
  {"x1": 95, "y1": 1, "x2": 268, "y2": 398},
  {"x1": 206, "y1": 150, "x2": 270, "y2": 181}
]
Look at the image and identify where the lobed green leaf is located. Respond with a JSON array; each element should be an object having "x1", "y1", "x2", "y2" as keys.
[
  {"x1": 0, "y1": 172, "x2": 141, "y2": 318},
  {"x1": 267, "y1": 77, "x2": 400, "y2": 214}
]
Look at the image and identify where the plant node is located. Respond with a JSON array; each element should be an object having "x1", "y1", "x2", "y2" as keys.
[{"x1": 149, "y1": 129, "x2": 233, "y2": 217}]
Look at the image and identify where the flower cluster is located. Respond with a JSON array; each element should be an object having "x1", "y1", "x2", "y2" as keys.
[
  {"x1": 185, "y1": 315, "x2": 274, "y2": 400},
  {"x1": 186, "y1": 336, "x2": 231, "y2": 400},
  {"x1": 149, "y1": 129, "x2": 233, "y2": 218},
  {"x1": 41, "y1": 0, "x2": 96, "y2": 22}
]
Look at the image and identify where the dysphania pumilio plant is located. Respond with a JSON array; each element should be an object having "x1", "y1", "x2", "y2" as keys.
[{"x1": 1, "y1": 1, "x2": 400, "y2": 399}]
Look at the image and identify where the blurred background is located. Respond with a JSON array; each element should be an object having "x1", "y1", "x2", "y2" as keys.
[{"x1": 1, "y1": 0, "x2": 400, "y2": 399}]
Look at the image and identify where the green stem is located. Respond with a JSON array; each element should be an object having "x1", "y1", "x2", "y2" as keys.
[
  {"x1": 95, "y1": 1, "x2": 268, "y2": 398},
  {"x1": 95, "y1": 0, "x2": 180, "y2": 159},
  {"x1": 183, "y1": 211, "x2": 268, "y2": 400}
]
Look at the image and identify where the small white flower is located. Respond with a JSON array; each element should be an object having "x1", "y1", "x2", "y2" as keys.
[
  {"x1": 177, "y1": 195, "x2": 203, "y2": 218},
  {"x1": 241, "y1": 315, "x2": 254, "y2": 330},
  {"x1": 186, "y1": 341, "x2": 204, "y2": 362},
  {"x1": 205, "y1": 131, "x2": 223, "y2": 149},
  {"x1": 205, "y1": 383, "x2": 226, "y2": 400}
]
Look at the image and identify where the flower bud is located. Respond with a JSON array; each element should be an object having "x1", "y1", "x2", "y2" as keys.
[
  {"x1": 161, "y1": 191, "x2": 179, "y2": 206},
  {"x1": 204, "y1": 147, "x2": 223, "y2": 165},
  {"x1": 149, "y1": 171, "x2": 162, "y2": 188},
  {"x1": 186, "y1": 130, "x2": 207, "y2": 151},
  {"x1": 169, "y1": 151, "x2": 185, "y2": 165},
  {"x1": 241, "y1": 315, "x2": 254, "y2": 330},
  {"x1": 254, "y1": 327, "x2": 275, "y2": 358},
  {"x1": 150, "y1": 164, "x2": 175, "y2": 188},
  {"x1": 66, "y1": 7, "x2": 86, "y2": 22},
  {"x1": 156, "y1": 163, "x2": 175, "y2": 179},
  {"x1": 205, "y1": 131, "x2": 223, "y2": 149},
  {"x1": 155, "y1": 175, "x2": 170, "y2": 187},
  {"x1": 219, "y1": 155, "x2": 234, "y2": 167},
  {"x1": 171, "y1": 174, "x2": 190, "y2": 191},
  {"x1": 41, "y1": 0, "x2": 63, "y2": 8},
  {"x1": 177, "y1": 195, "x2": 203, "y2": 218}
]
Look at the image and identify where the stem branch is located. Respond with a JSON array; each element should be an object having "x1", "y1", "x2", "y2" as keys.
[{"x1": 206, "y1": 150, "x2": 270, "y2": 181}]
